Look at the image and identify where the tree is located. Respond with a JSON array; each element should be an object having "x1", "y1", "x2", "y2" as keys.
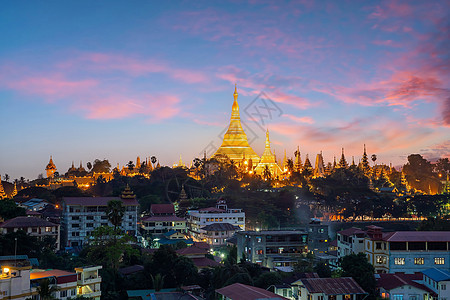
[
  {"x1": 91, "y1": 159, "x2": 111, "y2": 173},
  {"x1": 0, "y1": 200, "x2": 26, "y2": 220},
  {"x1": 314, "y1": 261, "x2": 331, "y2": 278},
  {"x1": 36, "y1": 278, "x2": 59, "y2": 300},
  {"x1": 341, "y1": 253, "x2": 376, "y2": 299},
  {"x1": 127, "y1": 161, "x2": 135, "y2": 171},
  {"x1": 151, "y1": 274, "x2": 165, "y2": 292},
  {"x1": 417, "y1": 216, "x2": 450, "y2": 231},
  {"x1": 254, "y1": 272, "x2": 281, "y2": 289},
  {"x1": 87, "y1": 161, "x2": 93, "y2": 171},
  {"x1": 106, "y1": 200, "x2": 125, "y2": 232},
  {"x1": 371, "y1": 154, "x2": 377, "y2": 166},
  {"x1": 403, "y1": 154, "x2": 439, "y2": 193},
  {"x1": 295, "y1": 252, "x2": 314, "y2": 273},
  {"x1": 3, "y1": 174, "x2": 10, "y2": 182},
  {"x1": 151, "y1": 156, "x2": 157, "y2": 168}
]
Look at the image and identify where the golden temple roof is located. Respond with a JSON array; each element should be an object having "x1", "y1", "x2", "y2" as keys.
[
  {"x1": 212, "y1": 85, "x2": 260, "y2": 165},
  {"x1": 254, "y1": 129, "x2": 282, "y2": 177}
]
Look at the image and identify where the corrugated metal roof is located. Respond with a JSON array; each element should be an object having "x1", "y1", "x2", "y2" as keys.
[
  {"x1": 301, "y1": 277, "x2": 367, "y2": 295},
  {"x1": 0, "y1": 216, "x2": 57, "y2": 228},
  {"x1": 422, "y1": 268, "x2": 450, "y2": 282},
  {"x1": 386, "y1": 231, "x2": 450, "y2": 242},
  {"x1": 377, "y1": 273, "x2": 436, "y2": 296},
  {"x1": 216, "y1": 283, "x2": 288, "y2": 300},
  {"x1": 201, "y1": 222, "x2": 240, "y2": 231},
  {"x1": 141, "y1": 215, "x2": 185, "y2": 222},
  {"x1": 150, "y1": 204, "x2": 175, "y2": 215}
]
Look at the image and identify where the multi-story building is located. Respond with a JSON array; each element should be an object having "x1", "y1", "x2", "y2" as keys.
[
  {"x1": 365, "y1": 227, "x2": 450, "y2": 274},
  {"x1": 336, "y1": 227, "x2": 366, "y2": 258},
  {"x1": 199, "y1": 223, "x2": 241, "y2": 247},
  {"x1": 187, "y1": 200, "x2": 245, "y2": 242},
  {"x1": 141, "y1": 203, "x2": 187, "y2": 236},
  {"x1": 62, "y1": 188, "x2": 139, "y2": 247},
  {"x1": 75, "y1": 266, "x2": 102, "y2": 299},
  {"x1": 0, "y1": 264, "x2": 101, "y2": 300},
  {"x1": 237, "y1": 230, "x2": 308, "y2": 268},
  {"x1": 307, "y1": 219, "x2": 329, "y2": 255},
  {"x1": 0, "y1": 216, "x2": 60, "y2": 250}
]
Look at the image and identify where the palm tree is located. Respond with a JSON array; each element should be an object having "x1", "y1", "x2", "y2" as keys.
[
  {"x1": 371, "y1": 154, "x2": 377, "y2": 166},
  {"x1": 151, "y1": 156, "x2": 157, "y2": 168},
  {"x1": 151, "y1": 273, "x2": 165, "y2": 292},
  {"x1": 106, "y1": 199, "x2": 125, "y2": 233},
  {"x1": 263, "y1": 165, "x2": 272, "y2": 181},
  {"x1": 36, "y1": 278, "x2": 59, "y2": 300}
]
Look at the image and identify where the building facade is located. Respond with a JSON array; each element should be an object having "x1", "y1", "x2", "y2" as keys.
[
  {"x1": 62, "y1": 191, "x2": 139, "y2": 247},
  {"x1": 187, "y1": 200, "x2": 245, "y2": 243},
  {"x1": 0, "y1": 216, "x2": 60, "y2": 250},
  {"x1": 140, "y1": 203, "x2": 187, "y2": 236},
  {"x1": 237, "y1": 230, "x2": 308, "y2": 268},
  {"x1": 75, "y1": 266, "x2": 102, "y2": 299}
]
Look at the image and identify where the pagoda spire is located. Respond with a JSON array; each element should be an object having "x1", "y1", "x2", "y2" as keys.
[
  {"x1": 212, "y1": 85, "x2": 260, "y2": 165},
  {"x1": 11, "y1": 182, "x2": 17, "y2": 198},
  {"x1": 338, "y1": 148, "x2": 348, "y2": 168},
  {"x1": 254, "y1": 129, "x2": 282, "y2": 177},
  {"x1": 361, "y1": 144, "x2": 370, "y2": 173}
]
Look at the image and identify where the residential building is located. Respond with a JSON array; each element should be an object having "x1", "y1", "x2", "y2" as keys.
[
  {"x1": 141, "y1": 203, "x2": 187, "y2": 237},
  {"x1": 336, "y1": 227, "x2": 366, "y2": 258},
  {"x1": 0, "y1": 264, "x2": 99, "y2": 300},
  {"x1": 366, "y1": 228, "x2": 450, "y2": 274},
  {"x1": 20, "y1": 198, "x2": 50, "y2": 212},
  {"x1": 377, "y1": 273, "x2": 435, "y2": 300},
  {"x1": 422, "y1": 268, "x2": 450, "y2": 300},
  {"x1": 30, "y1": 269, "x2": 78, "y2": 299},
  {"x1": 199, "y1": 223, "x2": 241, "y2": 247},
  {"x1": 307, "y1": 219, "x2": 329, "y2": 255},
  {"x1": 237, "y1": 230, "x2": 308, "y2": 268},
  {"x1": 154, "y1": 230, "x2": 193, "y2": 247},
  {"x1": 75, "y1": 266, "x2": 102, "y2": 299},
  {"x1": 0, "y1": 216, "x2": 60, "y2": 250},
  {"x1": 295, "y1": 277, "x2": 367, "y2": 300},
  {"x1": 176, "y1": 245, "x2": 221, "y2": 270},
  {"x1": 187, "y1": 199, "x2": 245, "y2": 243},
  {"x1": 62, "y1": 187, "x2": 139, "y2": 247},
  {"x1": 216, "y1": 282, "x2": 288, "y2": 300}
]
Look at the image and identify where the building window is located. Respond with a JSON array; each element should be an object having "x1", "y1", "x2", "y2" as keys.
[
  {"x1": 72, "y1": 224, "x2": 79, "y2": 228},
  {"x1": 319, "y1": 228, "x2": 324, "y2": 233},
  {"x1": 393, "y1": 295, "x2": 403, "y2": 300},
  {"x1": 376, "y1": 242, "x2": 382, "y2": 250},
  {"x1": 60, "y1": 290, "x2": 67, "y2": 297},
  {"x1": 238, "y1": 217, "x2": 244, "y2": 221},
  {"x1": 86, "y1": 223, "x2": 93, "y2": 227},
  {"x1": 86, "y1": 216, "x2": 94, "y2": 220},
  {"x1": 256, "y1": 237, "x2": 262, "y2": 243},
  {"x1": 376, "y1": 256, "x2": 387, "y2": 264},
  {"x1": 72, "y1": 216, "x2": 79, "y2": 220},
  {"x1": 435, "y1": 258, "x2": 445, "y2": 265},
  {"x1": 71, "y1": 289, "x2": 76, "y2": 296},
  {"x1": 414, "y1": 258, "x2": 424, "y2": 265},
  {"x1": 394, "y1": 257, "x2": 405, "y2": 265},
  {"x1": 71, "y1": 232, "x2": 79, "y2": 236},
  {"x1": 441, "y1": 284, "x2": 446, "y2": 290},
  {"x1": 256, "y1": 249, "x2": 263, "y2": 255}
]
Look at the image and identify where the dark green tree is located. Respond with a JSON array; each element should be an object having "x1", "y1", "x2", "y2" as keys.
[
  {"x1": 106, "y1": 200, "x2": 125, "y2": 232},
  {"x1": 36, "y1": 278, "x2": 59, "y2": 300},
  {"x1": 341, "y1": 253, "x2": 376, "y2": 299},
  {"x1": 0, "y1": 199, "x2": 25, "y2": 220}
]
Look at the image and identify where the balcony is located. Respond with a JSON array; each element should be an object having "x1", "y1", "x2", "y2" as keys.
[
  {"x1": 79, "y1": 276, "x2": 101, "y2": 285},
  {"x1": 81, "y1": 291, "x2": 101, "y2": 298}
]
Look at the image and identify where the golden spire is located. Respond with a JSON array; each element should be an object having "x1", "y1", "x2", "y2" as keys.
[
  {"x1": 233, "y1": 83, "x2": 238, "y2": 101},
  {"x1": 265, "y1": 129, "x2": 270, "y2": 149}
]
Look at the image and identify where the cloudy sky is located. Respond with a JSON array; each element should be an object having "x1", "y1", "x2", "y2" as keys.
[{"x1": 1, "y1": 0, "x2": 449, "y2": 180}]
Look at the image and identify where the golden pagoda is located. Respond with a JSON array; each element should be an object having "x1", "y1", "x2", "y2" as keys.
[
  {"x1": 254, "y1": 129, "x2": 282, "y2": 178},
  {"x1": 0, "y1": 180, "x2": 6, "y2": 199},
  {"x1": 45, "y1": 156, "x2": 57, "y2": 178},
  {"x1": 212, "y1": 85, "x2": 260, "y2": 165}
]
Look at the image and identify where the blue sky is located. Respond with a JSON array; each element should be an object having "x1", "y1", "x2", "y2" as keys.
[{"x1": 0, "y1": 0, "x2": 449, "y2": 179}]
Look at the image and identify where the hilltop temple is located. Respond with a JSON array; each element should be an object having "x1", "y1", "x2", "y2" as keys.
[{"x1": 212, "y1": 85, "x2": 260, "y2": 166}]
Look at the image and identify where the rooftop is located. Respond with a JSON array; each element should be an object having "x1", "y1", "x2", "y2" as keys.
[
  {"x1": 151, "y1": 204, "x2": 175, "y2": 215},
  {"x1": 216, "y1": 283, "x2": 288, "y2": 300},
  {"x1": 30, "y1": 269, "x2": 76, "y2": 280},
  {"x1": 0, "y1": 216, "x2": 57, "y2": 228},
  {"x1": 337, "y1": 227, "x2": 366, "y2": 237},
  {"x1": 201, "y1": 223, "x2": 241, "y2": 232},
  {"x1": 385, "y1": 231, "x2": 450, "y2": 242},
  {"x1": 176, "y1": 246, "x2": 208, "y2": 256},
  {"x1": 142, "y1": 215, "x2": 185, "y2": 222},
  {"x1": 301, "y1": 277, "x2": 367, "y2": 295},
  {"x1": 422, "y1": 268, "x2": 450, "y2": 282},
  {"x1": 63, "y1": 197, "x2": 138, "y2": 206},
  {"x1": 377, "y1": 273, "x2": 436, "y2": 296},
  {"x1": 239, "y1": 230, "x2": 306, "y2": 236}
]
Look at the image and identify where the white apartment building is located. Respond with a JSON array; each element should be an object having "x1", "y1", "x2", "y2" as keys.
[
  {"x1": 141, "y1": 203, "x2": 187, "y2": 235},
  {"x1": 75, "y1": 266, "x2": 102, "y2": 299},
  {"x1": 336, "y1": 227, "x2": 366, "y2": 258},
  {"x1": 62, "y1": 194, "x2": 139, "y2": 247},
  {"x1": 187, "y1": 200, "x2": 245, "y2": 242}
]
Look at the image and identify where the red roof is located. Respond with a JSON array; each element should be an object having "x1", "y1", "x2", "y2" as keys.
[
  {"x1": 216, "y1": 283, "x2": 288, "y2": 300},
  {"x1": 142, "y1": 215, "x2": 185, "y2": 222},
  {"x1": 193, "y1": 242, "x2": 210, "y2": 250},
  {"x1": 301, "y1": 277, "x2": 367, "y2": 295},
  {"x1": 0, "y1": 216, "x2": 57, "y2": 228},
  {"x1": 63, "y1": 197, "x2": 138, "y2": 206},
  {"x1": 198, "y1": 207, "x2": 226, "y2": 213},
  {"x1": 191, "y1": 257, "x2": 221, "y2": 268},
  {"x1": 385, "y1": 231, "x2": 450, "y2": 242},
  {"x1": 377, "y1": 273, "x2": 436, "y2": 296},
  {"x1": 177, "y1": 246, "x2": 208, "y2": 256},
  {"x1": 337, "y1": 227, "x2": 366, "y2": 237},
  {"x1": 150, "y1": 204, "x2": 175, "y2": 215}
]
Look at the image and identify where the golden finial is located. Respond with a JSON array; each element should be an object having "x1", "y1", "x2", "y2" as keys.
[{"x1": 233, "y1": 83, "x2": 238, "y2": 101}]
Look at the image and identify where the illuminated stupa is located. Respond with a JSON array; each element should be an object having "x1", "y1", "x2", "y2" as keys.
[
  {"x1": 212, "y1": 85, "x2": 260, "y2": 165},
  {"x1": 254, "y1": 129, "x2": 283, "y2": 177}
]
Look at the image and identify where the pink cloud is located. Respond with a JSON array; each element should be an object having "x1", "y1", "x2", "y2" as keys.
[
  {"x1": 284, "y1": 114, "x2": 314, "y2": 124},
  {"x1": 3, "y1": 74, "x2": 98, "y2": 99}
]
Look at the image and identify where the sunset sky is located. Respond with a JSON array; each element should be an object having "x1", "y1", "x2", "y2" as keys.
[{"x1": 1, "y1": 0, "x2": 449, "y2": 180}]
